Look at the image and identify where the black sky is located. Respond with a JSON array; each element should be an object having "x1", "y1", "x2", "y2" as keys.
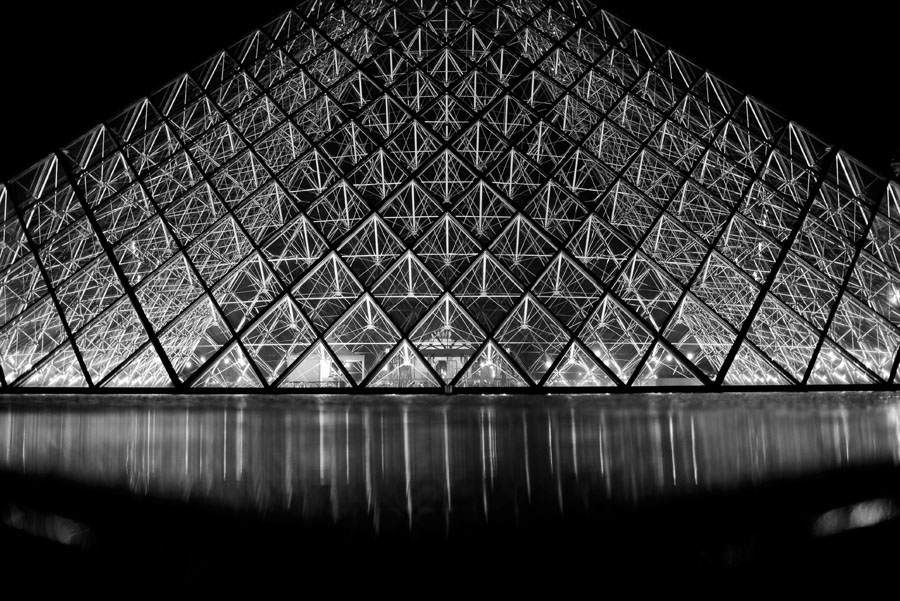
[{"x1": 1, "y1": 1, "x2": 897, "y2": 182}]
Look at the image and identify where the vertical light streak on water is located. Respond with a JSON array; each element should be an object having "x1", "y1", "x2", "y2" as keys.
[
  {"x1": 403, "y1": 406, "x2": 412, "y2": 529},
  {"x1": 318, "y1": 404, "x2": 325, "y2": 484},
  {"x1": 552, "y1": 412, "x2": 563, "y2": 515},
  {"x1": 223, "y1": 409, "x2": 228, "y2": 481},
  {"x1": 830, "y1": 411, "x2": 840, "y2": 465},
  {"x1": 145, "y1": 408, "x2": 151, "y2": 492},
  {"x1": 547, "y1": 410, "x2": 554, "y2": 474},
  {"x1": 669, "y1": 412, "x2": 677, "y2": 487},
  {"x1": 184, "y1": 409, "x2": 189, "y2": 479},
  {"x1": 364, "y1": 407, "x2": 372, "y2": 512},
  {"x1": 488, "y1": 407, "x2": 495, "y2": 489},
  {"x1": 198, "y1": 410, "x2": 205, "y2": 479},
  {"x1": 893, "y1": 404, "x2": 900, "y2": 463},
  {"x1": 285, "y1": 412, "x2": 293, "y2": 505},
  {"x1": 150, "y1": 409, "x2": 156, "y2": 480},
  {"x1": 345, "y1": 407, "x2": 350, "y2": 484},
  {"x1": 651, "y1": 408, "x2": 663, "y2": 486},
  {"x1": 690, "y1": 415, "x2": 698, "y2": 486},
  {"x1": 331, "y1": 409, "x2": 339, "y2": 524},
  {"x1": 379, "y1": 412, "x2": 385, "y2": 476},
  {"x1": 4, "y1": 406, "x2": 10, "y2": 464},
  {"x1": 570, "y1": 407, "x2": 578, "y2": 481},
  {"x1": 598, "y1": 414, "x2": 605, "y2": 475},
  {"x1": 842, "y1": 407, "x2": 850, "y2": 464},
  {"x1": 237, "y1": 407, "x2": 244, "y2": 481},
  {"x1": 523, "y1": 410, "x2": 531, "y2": 503},
  {"x1": 21, "y1": 413, "x2": 27, "y2": 468},
  {"x1": 480, "y1": 407, "x2": 488, "y2": 520},
  {"x1": 443, "y1": 407, "x2": 452, "y2": 513}
]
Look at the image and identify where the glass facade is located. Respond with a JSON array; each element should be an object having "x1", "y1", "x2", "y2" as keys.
[{"x1": 0, "y1": 0, "x2": 898, "y2": 390}]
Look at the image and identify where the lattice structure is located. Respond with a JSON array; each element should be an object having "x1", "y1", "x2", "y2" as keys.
[{"x1": 1, "y1": 0, "x2": 899, "y2": 391}]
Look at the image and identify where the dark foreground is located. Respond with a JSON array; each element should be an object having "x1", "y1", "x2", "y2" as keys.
[{"x1": 2, "y1": 464, "x2": 900, "y2": 590}]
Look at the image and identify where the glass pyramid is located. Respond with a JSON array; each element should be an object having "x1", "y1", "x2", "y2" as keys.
[{"x1": 1, "y1": 0, "x2": 898, "y2": 391}]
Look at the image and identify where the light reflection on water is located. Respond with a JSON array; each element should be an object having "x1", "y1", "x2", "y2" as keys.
[{"x1": 1, "y1": 392, "x2": 899, "y2": 532}]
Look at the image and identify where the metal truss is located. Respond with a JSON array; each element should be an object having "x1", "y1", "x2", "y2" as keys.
[{"x1": 1, "y1": 0, "x2": 899, "y2": 392}]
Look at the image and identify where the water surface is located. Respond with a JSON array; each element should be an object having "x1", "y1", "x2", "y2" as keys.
[{"x1": 1, "y1": 391, "x2": 898, "y2": 534}]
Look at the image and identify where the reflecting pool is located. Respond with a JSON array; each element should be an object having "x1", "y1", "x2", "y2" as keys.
[
  {"x1": 0, "y1": 392, "x2": 900, "y2": 578},
  {"x1": 1, "y1": 391, "x2": 898, "y2": 532}
]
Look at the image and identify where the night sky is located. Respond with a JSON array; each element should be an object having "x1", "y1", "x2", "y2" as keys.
[{"x1": 1, "y1": 1, "x2": 897, "y2": 182}]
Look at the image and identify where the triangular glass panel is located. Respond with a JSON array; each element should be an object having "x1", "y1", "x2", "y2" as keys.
[
  {"x1": 0, "y1": 297, "x2": 68, "y2": 383},
  {"x1": 441, "y1": 53, "x2": 490, "y2": 93},
  {"x1": 361, "y1": 94, "x2": 407, "y2": 140},
  {"x1": 825, "y1": 294, "x2": 900, "y2": 381},
  {"x1": 567, "y1": 214, "x2": 633, "y2": 285},
  {"x1": 807, "y1": 339, "x2": 878, "y2": 386},
  {"x1": 279, "y1": 341, "x2": 350, "y2": 389},
  {"x1": 104, "y1": 344, "x2": 172, "y2": 388},
  {"x1": 387, "y1": 121, "x2": 440, "y2": 170},
  {"x1": 594, "y1": 179, "x2": 661, "y2": 244},
  {"x1": 325, "y1": 294, "x2": 401, "y2": 384},
  {"x1": 641, "y1": 212, "x2": 709, "y2": 285},
  {"x1": 484, "y1": 95, "x2": 535, "y2": 142},
  {"x1": 371, "y1": 252, "x2": 443, "y2": 333},
  {"x1": 723, "y1": 340, "x2": 793, "y2": 386},
  {"x1": 419, "y1": 150, "x2": 475, "y2": 204},
  {"x1": 634, "y1": 342, "x2": 702, "y2": 387},
  {"x1": 495, "y1": 295, "x2": 570, "y2": 383},
  {"x1": 306, "y1": 181, "x2": 369, "y2": 243},
  {"x1": 662, "y1": 295, "x2": 734, "y2": 381},
  {"x1": 745, "y1": 295, "x2": 821, "y2": 382},
  {"x1": 545, "y1": 341, "x2": 615, "y2": 387},
  {"x1": 413, "y1": 214, "x2": 480, "y2": 285},
  {"x1": 489, "y1": 214, "x2": 556, "y2": 285},
  {"x1": 75, "y1": 297, "x2": 149, "y2": 384},
  {"x1": 456, "y1": 340, "x2": 527, "y2": 388},
  {"x1": 420, "y1": 94, "x2": 472, "y2": 137},
  {"x1": 581, "y1": 296, "x2": 654, "y2": 384},
  {"x1": 613, "y1": 252, "x2": 683, "y2": 329},
  {"x1": 19, "y1": 342, "x2": 87, "y2": 388},
  {"x1": 262, "y1": 214, "x2": 328, "y2": 285},
  {"x1": 409, "y1": 293, "x2": 486, "y2": 384},
  {"x1": 486, "y1": 149, "x2": 545, "y2": 208},
  {"x1": 380, "y1": 181, "x2": 443, "y2": 241},
  {"x1": 451, "y1": 252, "x2": 523, "y2": 331},
  {"x1": 194, "y1": 344, "x2": 262, "y2": 388},
  {"x1": 452, "y1": 180, "x2": 514, "y2": 242},
  {"x1": 368, "y1": 340, "x2": 441, "y2": 388},
  {"x1": 233, "y1": 181, "x2": 299, "y2": 247},
  {"x1": 242, "y1": 297, "x2": 317, "y2": 384},
  {"x1": 293, "y1": 252, "x2": 363, "y2": 333},
  {"x1": 533, "y1": 253, "x2": 603, "y2": 330},
  {"x1": 520, "y1": 120, "x2": 568, "y2": 172},
  {"x1": 556, "y1": 149, "x2": 614, "y2": 208},
  {"x1": 336, "y1": 215, "x2": 405, "y2": 286},
  {"x1": 457, "y1": 121, "x2": 507, "y2": 171},
  {"x1": 279, "y1": 150, "x2": 336, "y2": 208},
  {"x1": 159, "y1": 295, "x2": 232, "y2": 382},
  {"x1": 213, "y1": 253, "x2": 281, "y2": 330},
  {"x1": 393, "y1": 68, "x2": 440, "y2": 112},
  {"x1": 0, "y1": 256, "x2": 47, "y2": 329},
  {"x1": 346, "y1": 149, "x2": 406, "y2": 203}
]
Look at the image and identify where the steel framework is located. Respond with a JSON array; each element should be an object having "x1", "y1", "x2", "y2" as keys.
[{"x1": 1, "y1": 0, "x2": 899, "y2": 392}]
